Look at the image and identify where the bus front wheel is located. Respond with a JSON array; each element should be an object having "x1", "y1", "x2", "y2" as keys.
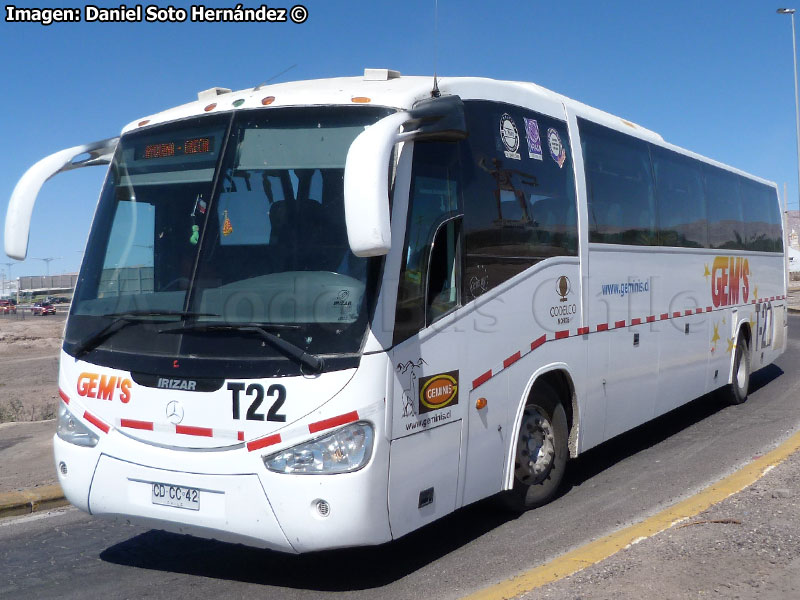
[{"x1": 501, "y1": 381, "x2": 568, "y2": 511}]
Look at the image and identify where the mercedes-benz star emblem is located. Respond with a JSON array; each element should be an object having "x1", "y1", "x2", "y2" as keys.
[{"x1": 165, "y1": 400, "x2": 184, "y2": 424}]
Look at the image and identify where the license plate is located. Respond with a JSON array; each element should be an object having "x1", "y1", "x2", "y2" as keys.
[{"x1": 151, "y1": 482, "x2": 200, "y2": 510}]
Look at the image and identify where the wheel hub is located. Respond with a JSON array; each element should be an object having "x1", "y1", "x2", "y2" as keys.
[{"x1": 515, "y1": 406, "x2": 555, "y2": 485}]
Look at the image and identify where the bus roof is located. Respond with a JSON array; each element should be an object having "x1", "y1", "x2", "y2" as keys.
[
  {"x1": 122, "y1": 69, "x2": 661, "y2": 138},
  {"x1": 121, "y1": 69, "x2": 775, "y2": 189}
]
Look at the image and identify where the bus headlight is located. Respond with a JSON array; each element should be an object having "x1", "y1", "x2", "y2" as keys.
[
  {"x1": 263, "y1": 421, "x2": 374, "y2": 475},
  {"x1": 57, "y1": 402, "x2": 99, "y2": 448}
]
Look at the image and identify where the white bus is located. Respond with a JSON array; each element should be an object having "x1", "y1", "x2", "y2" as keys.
[{"x1": 5, "y1": 70, "x2": 787, "y2": 552}]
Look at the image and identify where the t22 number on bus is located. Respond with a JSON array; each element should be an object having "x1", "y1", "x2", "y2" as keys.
[{"x1": 228, "y1": 383, "x2": 287, "y2": 422}]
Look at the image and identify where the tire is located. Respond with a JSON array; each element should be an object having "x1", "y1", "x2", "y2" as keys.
[
  {"x1": 726, "y1": 332, "x2": 750, "y2": 405},
  {"x1": 500, "y1": 381, "x2": 569, "y2": 512}
]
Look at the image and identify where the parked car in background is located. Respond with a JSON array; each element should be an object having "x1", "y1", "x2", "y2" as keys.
[
  {"x1": 32, "y1": 302, "x2": 56, "y2": 316},
  {"x1": 0, "y1": 300, "x2": 16, "y2": 314}
]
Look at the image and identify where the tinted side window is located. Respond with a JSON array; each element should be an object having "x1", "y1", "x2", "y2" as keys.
[
  {"x1": 461, "y1": 101, "x2": 578, "y2": 302},
  {"x1": 704, "y1": 164, "x2": 745, "y2": 250},
  {"x1": 739, "y1": 179, "x2": 783, "y2": 252},
  {"x1": 579, "y1": 119, "x2": 657, "y2": 246},
  {"x1": 393, "y1": 142, "x2": 461, "y2": 345},
  {"x1": 651, "y1": 147, "x2": 708, "y2": 248}
]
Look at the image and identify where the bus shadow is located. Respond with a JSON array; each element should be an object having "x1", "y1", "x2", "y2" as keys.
[
  {"x1": 560, "y1": 363, "x2": 784, "y2": 492},
  {"x1": 99, "y1": 363, "x2": 784, "y2": 590},
  {"x1": 99, "y1": 496, "x2": 514, "y2": 591}
]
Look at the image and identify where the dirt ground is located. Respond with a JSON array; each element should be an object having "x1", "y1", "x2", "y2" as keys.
[
  {"x1": 526, "y1": 448, "x2": 800, "y2": 600},
  {"x1": 0, "y1": 312, "x2": 64, "y2": 423}
]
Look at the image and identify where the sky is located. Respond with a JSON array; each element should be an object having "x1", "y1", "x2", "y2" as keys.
[{"x1": 1, "y1": 0, "x2": 799, "y2": 280}]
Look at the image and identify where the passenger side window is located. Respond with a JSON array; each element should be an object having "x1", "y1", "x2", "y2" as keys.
[
  {"x1": 704, "y1": 165, "x2": 745, "y2": 250},
  {"x1": 393, "y1": 142, "x2": 462, "y2": 345},
  {"x1": 579, "y1": 119, "x2": 657, "y2": 246},
  {"x1": 740, "y1": 179, "x2": 784, "y2": 252},
  {"x1": 652, "y1": 147, "x2": 708, "y2": 248},
  {"x1": 461, "y1": 101, "x2": 578, "y2": 302}
]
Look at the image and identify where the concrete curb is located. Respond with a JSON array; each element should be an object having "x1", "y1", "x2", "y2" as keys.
[{"x1": 0, "y1": 484, "x2": 67, "y2": 519}]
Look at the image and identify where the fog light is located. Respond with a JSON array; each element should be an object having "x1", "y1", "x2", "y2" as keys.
[{"x1": 59, "y1": 461, "x2": 68, "y2": 475}]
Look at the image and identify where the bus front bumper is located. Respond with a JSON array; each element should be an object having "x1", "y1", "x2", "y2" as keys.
[{"x1": 53, "y1": 432, "x2": 393, "y2": 553}]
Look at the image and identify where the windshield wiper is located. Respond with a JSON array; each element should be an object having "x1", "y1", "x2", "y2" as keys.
[
  {"x1": 158, "y1": 321, "x2": 324, "y2": 374},
  {"x1": 71, "y1": 311, "x2": 219, "y2": 358}
]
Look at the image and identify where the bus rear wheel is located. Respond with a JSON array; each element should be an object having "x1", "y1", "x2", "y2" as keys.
[
  {"x1": 726, "y1": 332, "x2": 750, "y2": 405},
  {"x1": 501, "y1": 381, "x2": 568, "y2": 511}
]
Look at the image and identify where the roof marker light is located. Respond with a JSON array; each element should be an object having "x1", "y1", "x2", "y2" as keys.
[
  {"x1": 351, "y1": 97, "x2": 371, "y2": 103},
  {"x1": 261, "y1": 96, "x2": 275, "y2": 105},
  {"x1": 138, "y1": 120, "x2": 150, "y2": 127},
  {"x1": 204, "y1": 103, "x2": 217, "y2": 112},
  {"x1": 233, "y1": 99, "x2": 245, "y2": 107}
]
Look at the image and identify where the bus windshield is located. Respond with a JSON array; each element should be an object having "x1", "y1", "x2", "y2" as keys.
[{"x1": 65, "y1": 106, "x2": 393, "y2": 376}]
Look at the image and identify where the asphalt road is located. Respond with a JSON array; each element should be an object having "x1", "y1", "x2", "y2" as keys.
[{"x1": 2, "y1": 316, "x2": 800, "y2": 600}]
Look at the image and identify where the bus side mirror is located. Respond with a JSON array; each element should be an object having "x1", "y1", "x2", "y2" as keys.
[
  {"x1": 343, "y1": 95, "x2": 467, "y2": 257},
  {"x1": 4, "y1": 137, "x2": 118, "y2": 260}
]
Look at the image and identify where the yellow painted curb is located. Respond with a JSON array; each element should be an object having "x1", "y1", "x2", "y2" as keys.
[
  {"x1": 463, "y1": 429, "x2": 800, "y2": 600},
  {"x1": 0, "y1": 484, "x2": 67, "y2": 519}
]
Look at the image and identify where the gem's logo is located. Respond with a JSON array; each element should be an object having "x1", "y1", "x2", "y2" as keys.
[
  {"x1": 418, "y1": 371, "x2": 459, "y2": 414},
  {"x1": 711, "y1": 256, "x2": 750, "y2": 307},
  {"x1": 77, "y1": 372, "x2": 132, "y2": 403}
]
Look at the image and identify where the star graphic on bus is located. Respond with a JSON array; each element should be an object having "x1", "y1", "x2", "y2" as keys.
[
  {"x1": 703, "y1": 264, "x2": 710, "y2": 281},
  {"x1": 753, "y1": 285, "x2": 759, "y2": 302},
  {"x1": 711, "y1": 323, "x2": 720, "y2": 349},
  {"x1": 726, "y1": 337, "x2": 735, "y2": 354}
]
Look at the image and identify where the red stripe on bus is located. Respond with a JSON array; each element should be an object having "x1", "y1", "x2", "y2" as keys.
[
  {"x1": 531, "y1": 334, "x2": 547, "y2": 350},
  {"x1": 646, "y1": 316, "x2": 655, "y2": 323},
  {"x1": 695, "y1": 308, "x2": 703, "y2": 314},
  {"x1": 660, "y1": 313, "x2": 669, "y2": 320},
  {"x1": 120, "y1": 419, "x2": 153, "y2": 431},
  {"x1": 577, "y1": 327, "x2": 590, "y2": 335},
  {"x1": 309, "y1": 411, "x2": 360, "y2": 434},
  {"x1": 59, "y1": 389, "x2": 70, "y2": 404},
  {"x1": 555, "y1": 330, "x2": 569, "y2": 340},
  {"x1": 83, "y1": 411, "x2": 109, "y2": 434},
  {"x1": 615, "y1": 320, "x2": 626, "y2": 328},
  {"x1": 770, "y1": 296, "x2": 775, "y2": 301},
  {"x1": 238, "y1": 431, "x2": 244, "y2": 441},
  {"x1": 673, "y1": 312, "x2": 681, "y2": 318},
  {"x1": 631, "y1": 318, "x2": 641, "y2": 326},
  {"x1": 706, "y1": 306, "x2": 712, "y2": 312},
  {"x1": 472, "y1": 370, "x2": 493, "y2": 390},
  {"x1": 596, "y1": 323, "x2": 609, "y2": 332},
  {"x1": 247, "y1": 433, "x2": 281, "y2": 452},
  {"x1": 176, "y1": 425, "x2": 213, "y2": 437},
  {"x1": 503, "y1": 352, "x2": 522, "y2": 368},
  {"x1": 684, "y1": 310, "x2": 693, "y2": 316}
]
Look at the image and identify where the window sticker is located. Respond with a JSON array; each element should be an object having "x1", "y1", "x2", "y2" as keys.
[
  {"x1": 499, "y1": 113, "x2": 521, "y2": 160},
  {"x1": 547, "y1": 127, "x2": 567, "y2": 168},
  {"x1": 524, "y1": 118, "x2": 543, "y2": 160}
]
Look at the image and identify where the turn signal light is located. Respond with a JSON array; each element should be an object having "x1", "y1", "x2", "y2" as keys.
[
  {"x1": 476, "y1": 397, "x2": 487, "y2": 410},
  {"x1": 351, "y1": 96, "x2": 371, "y2": 103},
  {"x1": 261, "y1": 96, "x2": 275, "y2": 105}
]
